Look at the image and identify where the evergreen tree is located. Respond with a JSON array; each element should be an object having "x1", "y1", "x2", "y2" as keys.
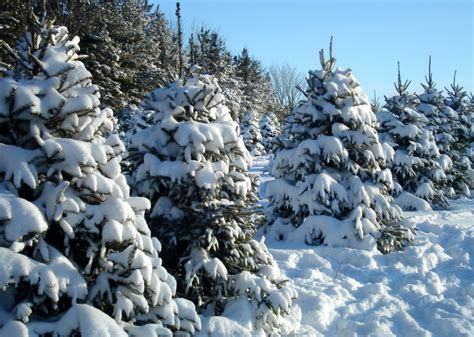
[
  {"x1": 240, "y1": 110, "x2": 265, "y2": 156},
  {"x1": 77, "y1": 0, "x2": 178, "y2": 110},
  {"x1": 188, "y1": 27, "x2": 243, "y2": 119},
  {"x1": 416, "y1": 57, "x2": 449, "y2": 145},
  {"x1": 266, "y1": 40, "x2": 408, "y2": 253},
  {"x1": 467, "y1": 93, "x2": 474, "y2": 168},
  {"x1": 377, "y1": 63, "x2": 448, "y2": 209},
  {"x1": 234, "y1": 48, "x2": 276, "y2": 117},
  {"x1": 417, "y1": 58, "x2": 470, "y2": 197},
  {"x1": 1, "y1": 0, "x2": 180, "y2": 113},
  {"x1": 0, "y1": 0, "x2": 38, "y2": 72},
  {"x1": 128, "y1": 73, "x2": 298, "y2": 335},
  {"x1": 0, "y1": 20, "x2": 199, "y2": 335},
  {"x1": 259, "y1": 112, "x2": 282, "y2": 153},
  {"x1": 444, "y1": 73, "x2": 473, "y2": 154}
]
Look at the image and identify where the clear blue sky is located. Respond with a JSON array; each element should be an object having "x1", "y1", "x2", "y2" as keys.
[{"x1": 154, "y1": 0, "x2": 473, "y2": 97}]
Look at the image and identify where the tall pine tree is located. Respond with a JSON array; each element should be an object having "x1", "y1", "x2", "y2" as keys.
[
  {"x1": 188, "y1": 27, "x2": 243, "y2": 119},
  {"x1": 234, "y1": 48, "x2": 276, "y2": 117},
  {"x1": 377, "y1": 63, "x2": 448, "y2": 209},
  {"x1": 259, "y1": 112, "x2": 282, "y2": 153},
  {"x1": 266, "y1": 40, "x2": 408, "y2": 253},
  {"x1": 0, "y1": 19, "x2": 199, "y2": 336},
  {"x1": 128, "y1": 72, "x2": 299, "y2": 335},
  {"x1": 417, "y1": 58, "x2": 470, "y2": 197}
]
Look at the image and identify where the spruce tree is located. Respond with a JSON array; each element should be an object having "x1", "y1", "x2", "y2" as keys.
[
  {"x1": 377, "y1": 63, "x2": 448, "y2": 209},
  {"x1": 0, "y1": 20, "x2": 199, "y2": 335},
  {"x1": 266, "y1": 40, "x2": 408, "y2": 253},
  {"x1": 240, "y1": 110, "x2": 265, "y2": 156},
  {"x1": 128, "y1": 73, "x2": 298, "y2": 335},
  {"x1": 234, "y1": 48, "x2": 277, "y2": 117},
  {"x1": 259, "y1": 112, "x2": 282, "y2": 153},
  {"x1": 417, "y1": 58, "x2": 470, "y2": 197},
  {"x1": 188, "y1": 27, "x2": 243, "y2": 119},
  {"x1": 445, "y1": 73, "x2": 473, "y2": 174},
  {"x1": 1, "y1": 0, "x2": 180, "y2": 113}
]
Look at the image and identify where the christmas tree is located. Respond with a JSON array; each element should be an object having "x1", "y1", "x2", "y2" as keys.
[
  {"x1": 417, "y1": 58, "x2": 470, "y2": 197},
  {"x1": 377, "y1": 63, "x2": 449, "y2": 209},
  {"x1": 128, "y1": 72, "x2": 299, "y2": 335},
  {"x1": 0, "y1": 20, "x2": 199, "y2": 336},
  {"x1": 259, "y1": 112, "x2": 282, "y2": 153},
  {"x1": 240, "y1": 110, "x2": 265, "y2": 156},
  {"x1": 266, "y1": 40, "x2": 409, "y2": 253}
]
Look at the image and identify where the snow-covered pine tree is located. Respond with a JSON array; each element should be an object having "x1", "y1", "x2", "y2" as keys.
[
  {"x1": 377, "y1": 63, "x2": 449, "y2": 209},
  {"x1": 259, "y1": 112, "x2": 282, "y2": 153},
  {"x1": 240, "y1": 110, "x2": 265, "y2": 156},
  {"x1": 188, "y1": 27, "x2": 243, "y2": 120},
  {"x1": 0, "y1": 20, "x2": 200, "y2": 336},
  {"x1": 128, "y1": 73, "x2": 299, "y2": 335},
  {"x1": 417, "y1": 57, "x2": 450, "y2": 148},
  {"x1": 444, "y1": 73, "x2": 474, "y2": 172},
  {"x1": 266, "y1": 39, "x2": 409, "y2": 253},
  {"x1": 417, "y1": 58, "x2": 470, "y2": 197}
]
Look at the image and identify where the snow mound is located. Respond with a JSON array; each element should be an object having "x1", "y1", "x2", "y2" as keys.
[{"x1": 267, "y1": 200, "x2": 474, "y2": 336}]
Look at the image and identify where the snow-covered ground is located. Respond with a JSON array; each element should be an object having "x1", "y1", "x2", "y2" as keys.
[{"x1": 224, "y1": 155, "x2": 473, "y2": 337}]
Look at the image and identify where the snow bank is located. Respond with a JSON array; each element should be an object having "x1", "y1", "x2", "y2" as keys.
[{"x1": 267, "y1": 201, "x2": 474, "y2": 336}]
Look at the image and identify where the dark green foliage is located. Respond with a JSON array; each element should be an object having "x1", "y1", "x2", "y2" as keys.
[{"x1": 0, "y1": 0, "x2": 179, "y2": 113}]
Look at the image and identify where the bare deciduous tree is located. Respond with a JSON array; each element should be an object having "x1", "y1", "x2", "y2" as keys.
[{"x1": 269, "y1": 62, "x2": 305, "y2": 120}]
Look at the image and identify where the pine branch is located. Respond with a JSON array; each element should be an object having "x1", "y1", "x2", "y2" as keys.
[
  {"x1": 421, "y1": 55, "x2": 436, "y2": 91},
  {"x1": 445, "y1": 70, "x2": 467, "y2": 107},
  {"x1": 0, "y1": 40, "x2": 34, "y2": 77},
  {"x1": 296, "y1": 84, "x2": 307, "y2": 98},
  {"x1": 394, "y1": 62, "x2": 411, "y2": 96}
]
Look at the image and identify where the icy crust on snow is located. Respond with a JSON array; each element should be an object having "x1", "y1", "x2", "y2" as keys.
[
  {"x1": 0, "y1": 24, "x2": 200, "y2": 336},
  {"x1": 267, "y1": 64, "x2": 403, "y2": 251},
  {"x1": 267, "y1": 200, "x2": 474, "y2": 337}
]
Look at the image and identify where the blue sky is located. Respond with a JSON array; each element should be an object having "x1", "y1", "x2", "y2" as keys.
[{"x1": 154, "y1": 0, "x2": 473, "y2": 97}]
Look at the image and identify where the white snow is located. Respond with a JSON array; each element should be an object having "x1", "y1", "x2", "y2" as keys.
[
  {"x1": 0, "y1": 145, "x2": 40, "y2": 189},
  {"x1": 199, "y1": 155, "x2": 474, "y2": 337},
  {"x1": 0, "y1": 187, "x2": 48, "y2": 243},
  {"x1": 272, "y1": 201, "x2": 474, "y2": 337},
  {"x1": 28, "y1": 304, "x2": 127, "y2": 337}
]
